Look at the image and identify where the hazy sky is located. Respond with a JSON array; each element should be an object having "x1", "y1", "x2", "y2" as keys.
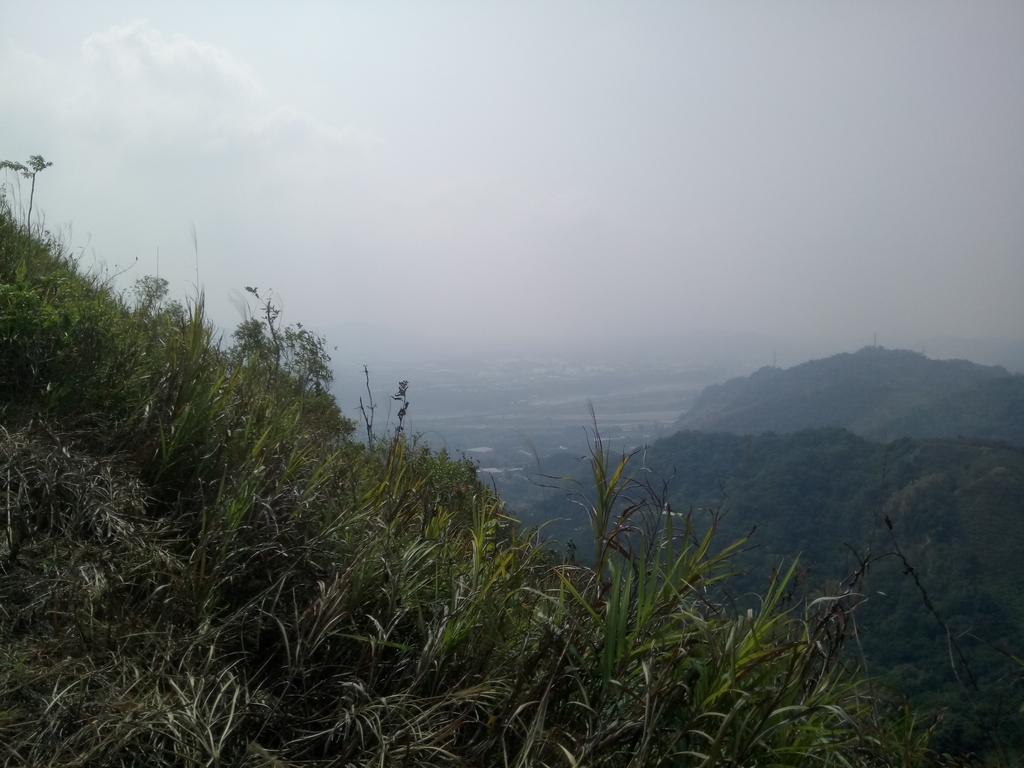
[{"x1": 2, "y1": 2, "x2": 1022, "y2": 353}]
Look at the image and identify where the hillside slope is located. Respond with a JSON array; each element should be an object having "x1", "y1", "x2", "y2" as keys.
[
  {"x1": 512, "y1": 428, "x2": 1024, "y2": 755},
  {"x1": 0, "y1": 191, "x2": 939, "y2": 765},
  {"x1": 672, "y1": 346, "x2": 1022, "y2": 444},
  {"x1": 644, "y1": 429, "x2": 1024, "y2": 752}
]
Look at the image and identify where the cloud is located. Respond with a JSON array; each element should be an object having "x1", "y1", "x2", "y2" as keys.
[
  {"x1": 243, "y1": 106, "x2": 379, "y2": 154},
  {"x1": 82, "y1": 20, "x2": 265, "y2": 99},
  {"x1": 2, "y1": 20, "x2": 375, "y2": 157},
  {"x1": 74, "y1": 20, "x2": 264, "y2": 148}
]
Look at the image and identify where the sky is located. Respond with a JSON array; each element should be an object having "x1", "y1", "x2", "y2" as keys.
[{"x1": 2, "y1": 2, "x2": 1022, "y2": 358}]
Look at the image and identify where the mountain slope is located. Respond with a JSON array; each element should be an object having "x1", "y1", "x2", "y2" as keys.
[
  {"x1": 643, "y1": 428, "x2": 1024, "y2": 753},
  {"x1": 672, "y1": 346, "x2": 1021, "y2": 444},
  {"x1": 511, "y1": 428, "x2": 1024, "y2": 755},
  {"x1": 3, "y1": 184, "x2": 928, "y2": 766}
]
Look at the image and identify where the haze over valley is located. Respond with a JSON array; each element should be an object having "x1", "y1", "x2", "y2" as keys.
[
  {"x1": 3, "y1": 2, "x2": 1022, "y2": 353},
  {"x1": 329, "y1": 333, "x2": 1024, "y2": 496},
  {"x1": 4, "y1": 0, "x2": 1020, "y2": 481}
]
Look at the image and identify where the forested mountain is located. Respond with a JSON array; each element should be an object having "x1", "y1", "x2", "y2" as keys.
[
  {"x1": 671, "y1": 346, "x2": 1023, "y2": 445},
  {"x1": 511, "y1": 428, "x2": 1024, "y2": 755}
]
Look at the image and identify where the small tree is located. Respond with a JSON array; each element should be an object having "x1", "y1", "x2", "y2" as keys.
[
  {"x1": 131, "y1": 275, "x2": 185, "y2": 329},
  {"x1": 132, "y1": 275, "x2": 171, "y2": 315},
  {"x1": 230, "y1": 287, "x2": 354, "y2": 444},
  {"x1": 0, "y1": 155, "x2": 53, "y2": 231}
]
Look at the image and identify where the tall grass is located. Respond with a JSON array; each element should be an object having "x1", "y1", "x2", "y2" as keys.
[{"x1": 0, "y1": 191, "x2": 957, "y2": 766}]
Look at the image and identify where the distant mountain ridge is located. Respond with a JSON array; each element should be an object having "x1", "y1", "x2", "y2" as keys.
[{"x1": 672, "y1": 346, "x2": 1024, "y2": 445}]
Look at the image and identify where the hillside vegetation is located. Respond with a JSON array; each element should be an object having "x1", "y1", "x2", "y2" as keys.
[
  {"x1": 671, "y1": 347, "x2": 1023, "y2": 446},
  {"x1": 645, "y1": 429, "x2": 1024, "y2": 755},
  {"x1": 515, "y1": 429, "x2": 1024, "y2": 758},
  {"x1": 0, "y1": 193, "x2": 964, "y2": 765}
]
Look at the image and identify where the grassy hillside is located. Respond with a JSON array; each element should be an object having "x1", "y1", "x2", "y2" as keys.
[
  {"x1": 0, "y1": 194, "x2": 963, "y2": 765},
  {"x1": 672, "y1": 347, "x2": 1021, "y2": 445}
]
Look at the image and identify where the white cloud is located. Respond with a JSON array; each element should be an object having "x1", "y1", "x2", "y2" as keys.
[
  {"x1": 243, "y1": 106, "x2": 379, "y2": 154},
  {"x1": 81, "y1": 20, "x2": 265, "y2": 99},
  {"x1": 2, "y1": 20, "x2": 375, "y2": 156}
]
